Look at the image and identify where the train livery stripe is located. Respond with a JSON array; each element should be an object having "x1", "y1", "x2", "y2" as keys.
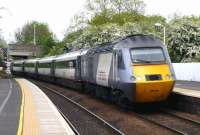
[{"x1": 96, "y1": 53, "x2": 113, "y2": 87}]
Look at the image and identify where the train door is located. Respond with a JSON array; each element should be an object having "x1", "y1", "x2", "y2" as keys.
[
  {"x1": 51, "y1": 60, "x2": 55, "y2": 77},
  {"x1": 35, "y1": 61, "x2": 38, "y2": 76},
  {"x1": 96, "y1": 52, "x2": 113, "y2": 87},
  {"x1": 111, "y1": 50, "x2": 118, "y2": 89},
  {"x1": 75, "y1": 56, "x2": 81, "y2": 81},
  {"x1": 88, "y1": 56, "x2": 94, "y2": 82}
]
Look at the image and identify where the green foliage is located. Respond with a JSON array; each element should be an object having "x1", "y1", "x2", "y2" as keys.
[
  {"x1": 62, "y1": 13, "x2": 166, "y2": 51},
  {"x1": 0, "y1": 36, "x2": 7, "y2": 63},
  {"x1": 195, "y1": 53, "x2": 200, "y2": 62},
  {"x1": 47, "y1": 42, "x2": 65, "y2": 56},
  {"x1": 48, "y1": 0, "x2": 200, "y2": 63},
  {"x1": 0, "y1": 35, "x2": 7, "y2": 48},
  {"x1": 15, "y1": 21, "x2": 56, "y2": 56},
  {"x1": 167, "y1": 24, "x2": 200, "y2": 62},
  {"x1": 86, "y1": 0, "x2": 145, "y2": 15},
  {"x1": 61, "y1": 0, "x2": 166, "y2": 52},
  {"x1": 89, "y1": 11, "x2": 147, "y2": 26}
]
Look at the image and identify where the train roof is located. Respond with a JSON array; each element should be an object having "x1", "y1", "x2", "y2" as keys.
[
  {"x1": 24, "y1": 58, "x2": 39, "y2": 63},
  {"x1": 13, "y1": 60, "x2": 24, "y2": 64},
  {"x1": 54, "y1": 49, "x2": 88, "y2": 62},
  {"x1": 38, "y1": 56, "x2": 56, "y2": 63},
  {"x1": 114, "y1": 34, "x2": 163, "y2": 49},
  {"x1": 86, "y1": 34, "x2": 164, "y2": 55}
]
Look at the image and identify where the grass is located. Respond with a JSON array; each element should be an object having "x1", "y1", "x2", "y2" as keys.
[{"x1": 0, "y1": 70, "x2": 9, "y2": 79}]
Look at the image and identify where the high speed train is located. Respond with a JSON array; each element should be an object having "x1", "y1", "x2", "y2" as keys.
[{"x1": 11, "y1": 34, "x2": 176, "y2": 104}]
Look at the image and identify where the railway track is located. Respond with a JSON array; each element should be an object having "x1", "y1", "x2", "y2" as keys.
[
  {"x1": 134, "y1": 109, "x2": 200, "y2": 135},
  {"x1": 31, "y1": 79, "x2": 200, "y2": 135},
  {"x1": 34, "y1": 81, "x2": 124, "y2": 135},
  {"x1": 160, "y1": 109, "x2": 200, "y2": 125}
]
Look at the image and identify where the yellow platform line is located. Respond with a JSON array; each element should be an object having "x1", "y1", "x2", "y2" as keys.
[
  {"x1": 16, "y1": 79, "x2": 24, "y2": 135},
  {"x1": 16, "y1": 79, "x2": 40, "y2": 135}
]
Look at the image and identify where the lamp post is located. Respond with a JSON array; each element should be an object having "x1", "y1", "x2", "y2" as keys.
[
  {"x1": 155, "y1": 23, "x2": 166, "y2": 45},
  {"x1": 33, "y1": 24, "x2": 36, "y2": 45}
]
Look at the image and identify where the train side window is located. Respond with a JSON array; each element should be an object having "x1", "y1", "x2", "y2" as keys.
[
  {"x1": 25, "y1": 63, "x2": 35, "y2": 67},
  {"x1": 56, "y1": 61, "x2": 66, "y2": 68},
  {"x1": 117, "y1": 50, "x2": 125, "y2": 69},
  {"x1": 67, "y1": 60, "x2": 76, "y2": 68},
  {"x1": 14, "y1": 64, "x2": 22, "y2": 67},
  {"x1": 38, "y1": 63, "x2": 50, "y2": 68},
  {"x1": 56, "y1": 60, "x2": 76, "y2": 69}
]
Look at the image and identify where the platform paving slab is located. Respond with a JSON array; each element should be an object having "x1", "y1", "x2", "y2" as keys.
[
  {"x1": 174, "y1": 81, "x2": 200, "y2": 98},
  {"x1": 16, "y1": 79, "x2": 75, "y2": 135}
]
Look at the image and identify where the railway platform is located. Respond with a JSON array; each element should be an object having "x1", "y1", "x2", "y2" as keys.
[
  {"x1": 0, "y1": 79, "x2": 75, "y2": 135},
  {"x1": 174, "y1": 81, "x2": 200, "y2": 98},
  {"x1": 169, "y1": 81, "x2": 200, "y2": 114}
]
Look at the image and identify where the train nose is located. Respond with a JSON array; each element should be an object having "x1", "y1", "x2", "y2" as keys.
[
  {"x1": 135, "y1": 81, "x2": 174, "y2": 102},
  {"x1": 133, "y1": 64, "x2": 175, "y2": 103}
]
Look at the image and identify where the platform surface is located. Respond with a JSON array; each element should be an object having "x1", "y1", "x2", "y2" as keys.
[
  {"x1": 0, "y1": 79, "x2": 21, "y2": 134},
  {"x1": 173, "y1": 81, "x2": 200, "y2": 98},
  {"x1": 16, "y1": 79, "x2": 75, "y2": 135}
]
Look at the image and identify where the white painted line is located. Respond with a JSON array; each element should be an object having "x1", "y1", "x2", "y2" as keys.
[{"x1": 0, "y1": 79, "x2": 13, "y2": 114}]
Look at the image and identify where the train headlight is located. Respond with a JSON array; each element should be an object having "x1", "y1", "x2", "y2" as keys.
[
  {"x1": 136, "y1": 75, "x2": 142, "y2": 81},
  {"x1": 131, "y1": 75, "x2": 142, "y2": 81},
  {"x1": 165, "y1": 74, "x2": 171, "y2": 80}
]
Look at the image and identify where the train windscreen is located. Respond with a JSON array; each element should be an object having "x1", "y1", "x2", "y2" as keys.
[{"x1": 130, "y1": 47, "x2": 166, "y2": 64}]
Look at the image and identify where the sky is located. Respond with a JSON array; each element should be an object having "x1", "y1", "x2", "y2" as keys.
[{"x1": 0, "y1": 0, "x2": 200, "y2": 43}]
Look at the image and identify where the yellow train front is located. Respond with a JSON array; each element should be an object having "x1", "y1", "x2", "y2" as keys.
[{"x1": 133, "y1": 61, "x2": 175, "y2": 102}]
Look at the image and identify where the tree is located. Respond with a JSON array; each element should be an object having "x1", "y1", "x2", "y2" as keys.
[
  {"x1": 0, "y1": 35, "x2": 7, "y2": 48},
  {"x1": 61, "y1": 0, "x2": 166, "y2": 51},
  {"x1": 86, "y1": 0, "x2": 145, "y2": 27},
  {"x1": 63, "y1": 23, "x2": 143, "y2": 50},
  {"x1": 47, "y1": 41, "x2": 65, "y2": 56},
  {"x1": 167, "y1": 24, "x2": 200, "y2": 62},
  {"x1": 0, "y1": 36, "x2": 7, "y2": 66},
  {"x1": 111, "y1": 0, "x2": 145, "y2": 14},
  {"x1": 86, "y1": 0, "x2": 145, "y2": 15},
  {"x1": 86, "y1": 0, "x2": 111, "y2": 15},
  {"x1": 15, "y1": 21, "x2": 56, "y2": 56}
]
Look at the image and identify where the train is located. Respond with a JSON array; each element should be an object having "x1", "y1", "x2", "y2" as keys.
[{"x1": 11, "y1": 34, "x2": 176, "y2": 104}]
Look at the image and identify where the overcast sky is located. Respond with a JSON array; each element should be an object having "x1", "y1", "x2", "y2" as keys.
[{"x1": 0, "y1": 0, "x2": 200, "y2": 43}]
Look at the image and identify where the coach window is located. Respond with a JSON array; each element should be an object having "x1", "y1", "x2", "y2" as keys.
[
  {"x1": 56, "y1": 61, "x2": 66, "y2": 68},
  {"x1": 25, "y1": 63, "x2": 35, "y2": 67},
  {"x1": 39, "y1": 63, "x2": 50, "y2": 68},
  {"x1": 66, "y1": 60, "x2": 76, "y2": 68},
  {"x1": 14, "y1": 64, "x2": 21, "y2": 67},
  {"x1": 117, "y1": 50, "x2": 125, "y2": 69}
]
